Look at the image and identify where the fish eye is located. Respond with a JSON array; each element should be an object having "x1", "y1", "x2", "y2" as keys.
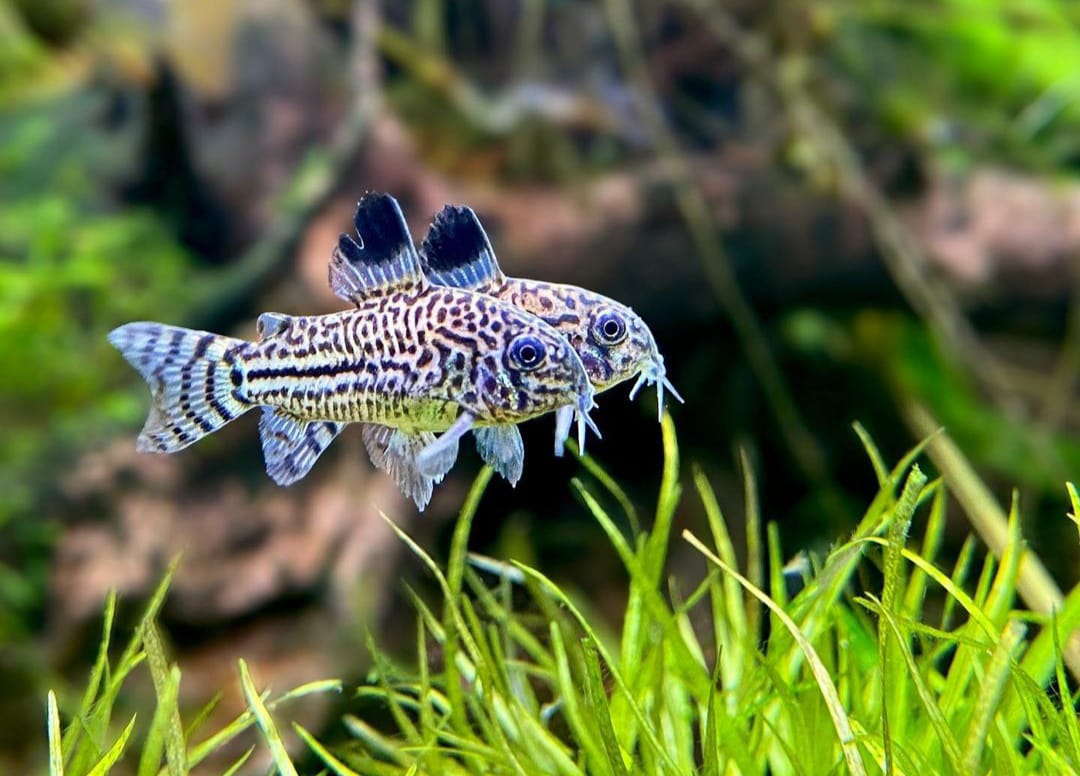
[
  {"x1": 509, "y1": 335, "x2": 547, "y2": 370},
  {"x1": 593, "y1": 311, "x2": 627, "y2": 345}
]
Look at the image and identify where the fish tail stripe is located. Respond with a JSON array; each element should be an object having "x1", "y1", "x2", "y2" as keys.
[{"x1": 108, "y1": 322, "x2": 254, "y2": 453}]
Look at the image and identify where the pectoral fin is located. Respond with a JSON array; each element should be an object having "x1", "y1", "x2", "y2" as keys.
[
  {"x1": 259, "y1": 408, "x2": 342, "y2": 486},
  {"x1": 474, "y1": 425, "x2": 524, "y2": 486},
  {"x1": 416, "y1": 412, "x2": 474, "y2": 478}
]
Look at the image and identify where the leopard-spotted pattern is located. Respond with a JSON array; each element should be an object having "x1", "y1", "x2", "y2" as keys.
[{"x1": 233, "y1": 287, "x2": 587, "y2": 431}]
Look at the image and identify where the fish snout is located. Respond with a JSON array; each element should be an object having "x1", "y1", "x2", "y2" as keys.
[{"x1": 628, "y1": 353, "x2": 684, "y2": 421}]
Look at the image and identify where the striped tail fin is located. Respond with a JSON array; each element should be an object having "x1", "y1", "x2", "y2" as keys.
[{"x1": 108, "y1": 322, "x2": 254, "y2": 453}]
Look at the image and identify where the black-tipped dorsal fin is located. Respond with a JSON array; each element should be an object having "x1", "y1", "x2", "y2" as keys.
[
  {"x1": 330, "y1": 192, "x2": 426, "y2": 304},
  {"x1": 419, "y1": 205, "x2": 506, "y2": 291}
]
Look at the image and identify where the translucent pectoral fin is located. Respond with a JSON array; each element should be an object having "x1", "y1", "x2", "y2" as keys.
[
  {"x1": 259, "y1": 408, "x2": 342, "y2": 486},
  {"x1": 417, "y1": 412, "x2": 474, "y2": 478},
  {"x1": 553, "y1": 406, "x2": 574, "y2": 457},
  {"x1": 554, "y1": 398, "x2": 601, "y2": 457},
  {"x1": 474, "y1": 425, "x2": 525, "y2": 486}
]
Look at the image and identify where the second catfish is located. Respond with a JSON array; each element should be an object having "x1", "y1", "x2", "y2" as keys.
[{"x1": 419, "y1": 204, "x2": 682, "y2": 484}]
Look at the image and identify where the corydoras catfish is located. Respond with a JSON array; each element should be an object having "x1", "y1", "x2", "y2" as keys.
[
  {"x1": 109, "y1": 192, "x2": 596, "y2": 509},
  {"x1": 418, "y1": 204, "x2": 681, "y2": 484}
]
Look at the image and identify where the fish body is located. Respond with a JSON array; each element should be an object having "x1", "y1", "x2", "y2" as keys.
[
  {"x1": 109, "y1": 193, "x2": 595, "y2": 508},
  {"x1": 239, "y1": 294, "x2": 582, "y2": 430},
  {"x1": 418, "y1": 205, "x2": 681, "y2": 479}
]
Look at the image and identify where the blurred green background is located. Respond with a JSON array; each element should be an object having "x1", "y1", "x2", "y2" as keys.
[{"x1": 2, "y1": 0, "x2": 1079, "y2": 771}]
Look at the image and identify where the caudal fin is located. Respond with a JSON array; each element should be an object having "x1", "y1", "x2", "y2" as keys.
[{"x1": 108, "y1": 322, "x2": 253, "y2": 453}]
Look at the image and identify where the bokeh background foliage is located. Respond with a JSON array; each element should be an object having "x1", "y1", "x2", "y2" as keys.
[{"x1": 2, "y1": 0, "x2": 1080, "y2": 772}]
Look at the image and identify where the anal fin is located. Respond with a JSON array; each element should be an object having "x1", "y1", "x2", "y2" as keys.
[
  {"x1": 474, "y1": 425, "x2": 524, "y2": 486},
  {"x1": 259, "y1": 408, "x2": 342, "y2": 486},
  {"x1": 361, "y1": 425, "x2": 458, "y2": 511}
]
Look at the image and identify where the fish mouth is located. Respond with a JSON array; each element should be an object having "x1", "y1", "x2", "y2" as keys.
[
  {"x1": 628, "y1": 353, "x2": 684, "y2": 421},
  {"x1": 553, "y1": 386, "x2": 601, "y2": 457}
]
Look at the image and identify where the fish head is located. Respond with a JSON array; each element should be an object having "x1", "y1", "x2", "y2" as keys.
[
  {"x1": 519, "y1": 283, "x2": 682, "y2": 421},
  {"x1": 605, "y1": 303, "x2": 684, "y2": 421},
  {"x1": 473, "y1": 307, "x2": 595, "y2": 428}
]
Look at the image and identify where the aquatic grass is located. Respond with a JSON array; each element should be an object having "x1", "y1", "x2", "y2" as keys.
[
  {"x1": 44, "y1": 561, "x2": 342, "y2": 775},
  {"x1": 330, "y1": 415, "x2": 1080, "y2": 775},
  {"x1": 44, "y1": 417, "x2": 1080, "y2": 773}
]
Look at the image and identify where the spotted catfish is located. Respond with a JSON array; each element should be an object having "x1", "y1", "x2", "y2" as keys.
[
  {"x1": 419, "y1": 204, "x2": 681, "y2": 484},
  {"x1": 109, "y1": 193, "x2": 596, "y2": 509}
]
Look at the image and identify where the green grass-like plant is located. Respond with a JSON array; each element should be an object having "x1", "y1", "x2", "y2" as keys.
[{"x1": 47, "y1": 417, "x2": 1080, "y2": 774}]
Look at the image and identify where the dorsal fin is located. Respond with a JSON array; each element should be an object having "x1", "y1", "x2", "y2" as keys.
[
  {"x1": 256, "y1": 312, "x2": 291, "y2": 340},
  {"x1": 329, "y1": 192, "x2": 426, "y2": 304},
  {"x1": 419, "y1": 205, "x2": 506, "y2": 291}
]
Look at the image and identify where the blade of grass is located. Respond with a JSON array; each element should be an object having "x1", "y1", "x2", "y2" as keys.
[
  {"x1": 646, "y1": 412, "x2": 681, "y2": 584},
  {"x1": 961, "y1": 620, "x2": 1027, "y2": 772},
  {"x1": 364, "y1": 627, "x2": 422, "y2": 746},
  {"x1": 683, "y1": 529, "x2": 868, "y2": 776},
  {"x1": 879, "y1": 465, "x2": 926, "y2": 770},
  {"x1": 1067, "y1": 483, "x2": 1080, "y2": 542},
  {"x1": 693, "y1": 465, "x2": 748, "y2": 708},
  {"x1": 901, "y1": 482, "x2": 946, "y2": 620},
  {"x1": 86, "y1": 715, "x2": 138, "y2": 776},
  {"x1": 853, "y1": 421, "x2": 889, "y2": 486},
  {"x1": 61, "y1": 590, "x2": 116, "y2": 765},
  {"x1": 583, "y1": 638, "x2": 630, "y2": 776},
  {"x1": 183, "y1": 691, "x2": 222, "y2": 741},
  {"x1": 342, "y1": 715, "x2": 414, "y2": 766},
  {"x1": 1052, "y1": 611, "x2": 1080, "y2": 764},
  {"x1": 47, "y1": 691, "x2": 62, "y2": 776},
  {"x1": 738, "y1": 446, "x2": 763, "y2": 601},
  {"x1": 141, "y1": 622, "x2": 186, "y2": 776},
  {"x1": 857, "y1": 594, "x2": 965, "y2": 771},
  {"x1": 219, "y1": 746, "x2": 256, "y2": 776},
  {"x1": 574, "y1": 444, "x2": 641, "y2": 537},
  {"x1": 138, "y1": 663, "x2": 181, "y2": 776},
  {"x1": 549, "y1": 623, "x2": 612, "y2": 776},
  {"x1": 71, "y1": 560, "x2": 178, "y2": 776},
  {"x1": 295, "y1": 723, "x2": 364, "y2": 776},
  {"x1": 444, "y1": 466, "x2": 494, "y2": 738},
  {"x1": 238, "y1": 658, "x2": 299, "y2": 776}
]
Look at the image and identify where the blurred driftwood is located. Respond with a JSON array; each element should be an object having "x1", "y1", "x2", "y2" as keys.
[{"x1": 170, "y1": 0, "x2": 383, "y2": 332}]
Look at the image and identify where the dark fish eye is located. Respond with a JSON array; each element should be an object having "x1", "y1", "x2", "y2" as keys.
[
  {"x1": 593, "y1": 311, "x2": 627, "y2": 345},
  {"x1": 509, "y1": 335, "x2": 547, "y2": 370}
]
